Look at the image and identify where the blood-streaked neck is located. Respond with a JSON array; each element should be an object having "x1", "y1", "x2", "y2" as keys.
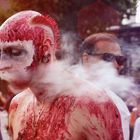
[{"x1": 29, "y1": 83, "x2": 54, "y2": 103}]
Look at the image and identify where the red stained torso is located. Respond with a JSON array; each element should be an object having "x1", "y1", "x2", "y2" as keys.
[
  {"x1": 9, "y1": 89, "x2": 124, "y2": 140},
  {"x1": 17, "y1": 96, "x2": 75, "y2": 140}
]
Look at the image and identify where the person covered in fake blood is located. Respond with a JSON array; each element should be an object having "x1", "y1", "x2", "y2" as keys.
[{"x1": 0, "y1": 10, "x2": 124, "y2": 140}]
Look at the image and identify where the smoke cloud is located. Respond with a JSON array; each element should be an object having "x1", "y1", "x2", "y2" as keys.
[{"x1": 30, "y1": 32, "x2": 137, "y2": 102}]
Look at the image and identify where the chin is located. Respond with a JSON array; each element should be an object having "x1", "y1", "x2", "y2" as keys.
[{"x1": 14, "y1": 79, "x2": 30, "y2": 87}]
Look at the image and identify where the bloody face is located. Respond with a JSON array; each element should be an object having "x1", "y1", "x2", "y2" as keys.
[
  {"x1": 0, "y1": 40, "x2": 35, "y2": 84},
  {"x1": 0, "y1": 11, "x2": 59, "y2": 90}
]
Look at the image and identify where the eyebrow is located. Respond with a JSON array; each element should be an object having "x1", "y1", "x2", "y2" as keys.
[
  {"x1": 4, "y1": 44, "x2": 23, "y2": 48},
  {"x1": 0, "y1": 45, "x2": 24, "y2": 51}
]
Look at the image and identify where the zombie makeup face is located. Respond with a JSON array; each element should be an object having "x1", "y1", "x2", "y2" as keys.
[
  {"x1": 0, "y1": 10, "x2": 59, "y2": 90},
  {"x1": 0, "y1": 41, "x2": 34, "y2": 86}
]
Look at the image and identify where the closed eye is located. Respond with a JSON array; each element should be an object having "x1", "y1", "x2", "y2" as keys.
[{"x1": 3, "y1": 47, "x2": 26, "y2": 57}]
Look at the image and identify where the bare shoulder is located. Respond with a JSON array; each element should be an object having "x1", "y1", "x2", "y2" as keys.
[
  {"x1": 70, "y1": 93, "x2": 124, "y2": 140},
  {"x1": 8, "y1": 88, "x2": 35, "y2": 137},
  {"x1": 75, "y1": 94, "x2": 120, "y2": 119},
  {"x1": 9, "y1": 88, "x2": 34, "y2": 113},
  {"x1": 74, "y1": 89, "x2": 117, "y2": 114}
]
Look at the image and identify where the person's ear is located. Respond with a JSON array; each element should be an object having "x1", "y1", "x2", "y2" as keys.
[
  {"x1": 45, "y1": 39, "x2": 52, "y2": 49},
  {"x1": 82, "y1": 52, "x2": 89, "y2": 64},
  {"x1": 42, "y1": 53, "x2": 51, "y2": 63},
  {"x1": 41, "y1": 39, "x2": 53, "y2": 63}
]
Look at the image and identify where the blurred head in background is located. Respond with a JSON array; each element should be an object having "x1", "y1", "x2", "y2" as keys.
[{"x1": 80, "y1": 33, "x2": 128, "y2": 75}]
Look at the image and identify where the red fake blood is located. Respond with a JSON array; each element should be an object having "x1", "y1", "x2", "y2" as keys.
[
  {"x1": 9, "y1": 100, "x2": 18, "y2": 113},
  {"x1": 0, "y1": 12, "x2": 59, "y2": 66},
  {"x1": 77, "y1": 97, "x2": 124, "y2": 140},
  {"x1": 13, "y1": 95, "x2": 124, "y2": 140},
  {"x1": 17, "y1": 96, "x2": 75, "y2": 140}
]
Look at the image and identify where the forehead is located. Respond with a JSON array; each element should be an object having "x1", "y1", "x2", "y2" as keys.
[
  {"x1": 0, "y1": 15, "x2": 55, "y2": 45},
  {"x1": 95, "y1": 40, "x2": 122, "y2": 55}
]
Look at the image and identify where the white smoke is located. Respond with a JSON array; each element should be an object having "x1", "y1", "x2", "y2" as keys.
[
  {"x1": 119, "y1": 38, "x2": 140, "y2": 94},
  {"x1": 59, "y1": 32, "x2": 80, "y2": 64},
  {"x1": 120, "y1": 39, "x2": 140, "y2": 71},
  {"x1": 30, "y1": 33, "x2": 136, "y2": 101},
  {"x1": 31, "y1": 61, "x2": 110, "y2": 103},
  {"x1": 136, "y1": 0, "x2": 140, "y2": 23}
]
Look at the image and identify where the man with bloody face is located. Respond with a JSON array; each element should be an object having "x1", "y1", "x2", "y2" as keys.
[{"x1": 0, "y1": 11, "x2": 124, "y2": 140}]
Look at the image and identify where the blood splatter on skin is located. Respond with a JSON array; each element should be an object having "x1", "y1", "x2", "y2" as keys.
[
  {"x1": 9, "y1": 90, "x2": 124, "y2": 140},
  {"x1": 0, "y1": 11, "x2": 59, "y2": 67},
  {"x1": 17, "y1": 96, "x2": 75, "y2": 140}
]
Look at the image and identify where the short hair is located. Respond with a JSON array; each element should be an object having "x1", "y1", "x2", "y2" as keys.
[{"x1": 80, "y1": 33, "x2": 118, "y2": 55}]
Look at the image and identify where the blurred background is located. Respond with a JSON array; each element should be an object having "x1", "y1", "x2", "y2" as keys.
[{"x1": 0, "y1": 0, "x2": 137, "y2": 36}]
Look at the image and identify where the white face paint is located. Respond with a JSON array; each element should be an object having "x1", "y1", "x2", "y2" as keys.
[{"x1": 0, "y1": 40, "x2": 35, "y2": 84}]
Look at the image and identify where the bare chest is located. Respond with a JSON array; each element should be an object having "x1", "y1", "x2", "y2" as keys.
[{"x1": 16, "y1": 96, "x2": 78, "y2": 140}]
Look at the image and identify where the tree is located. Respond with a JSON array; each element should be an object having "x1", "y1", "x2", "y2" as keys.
[{"x1": 6, "y1": 0, "x2": 136, "y2": 32}]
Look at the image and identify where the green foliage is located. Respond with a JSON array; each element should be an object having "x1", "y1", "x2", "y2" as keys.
[{"x1": 105, "y1": 0, "x2": 137, "y2": 17}]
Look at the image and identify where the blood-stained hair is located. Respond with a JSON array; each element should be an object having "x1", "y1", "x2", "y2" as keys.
[{"x1": 0, "y1": 10, "x2": 60, "y2": 67}]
